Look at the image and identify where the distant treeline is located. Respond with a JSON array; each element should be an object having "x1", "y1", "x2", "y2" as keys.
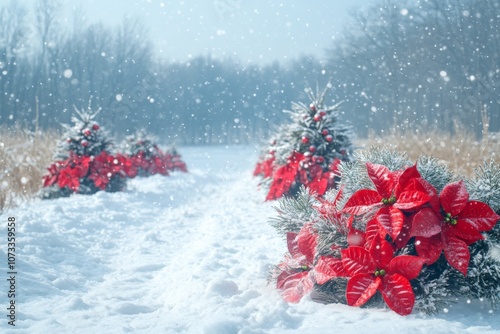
[{"x1": 0, "y1": 0, "x2": 498, "y2": 144}]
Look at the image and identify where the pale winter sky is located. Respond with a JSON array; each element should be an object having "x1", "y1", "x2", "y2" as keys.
[{"x1": 34, "y1": 0, "x2": 370, "y2": 64}]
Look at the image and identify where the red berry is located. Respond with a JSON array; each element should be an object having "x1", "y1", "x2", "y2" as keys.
[
  {"x1": 81, "y1": 140, "x2": 89, "y2": 147},
  {"x1": 325, "y1": 135, "x2": 333, "y2": 142},
  {"x1": 319, "y1": 110, "x2": 326, "y2": 117},
  {"x1": 313, "y1": 115, "x2": 321, "y2": 122},
  {"x1": 309, "y1": 145, "x2": 316, "y2": 153},
  {"x1": 302, "y1": 137, "x2": 309, "y2": 144},
  {"x1": 309, "y1": 103, "x2": 316, "y2": 111},
  {"x1": 322, "y1": 129, "x2": 329, "y2": 135},
  {"x1": 83, "y1": 129, "x2": 91, "y2": 136},
  {"x1": 92, "y1": 124, "x2": 100, "y2": 131},
  {"x1": 66, "y1": 138, "x2": 71, "y2": 143},
  {"x1": 317, "y1": 156, "x2": 325, "y2": 163},
  {"x1": 304, "y1": 151, "x2": 312, "y2": 157}
]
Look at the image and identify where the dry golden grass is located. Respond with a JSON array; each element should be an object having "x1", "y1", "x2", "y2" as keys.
[
  {"x1": 0, "y1": 127, "x2": 58, "y2": 212},
  {"x1": 358, "y1": 122, "x2": 499, "y2": 177}
]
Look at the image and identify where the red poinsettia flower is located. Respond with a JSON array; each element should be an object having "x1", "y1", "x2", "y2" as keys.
[
  {"x1": 343, "y1": 163, "x2": 431, "y2": 241},
  {"x1": 276, "y1": 223, "x2": 317, "y2": 302},
  {"x1": 57, "y1": 166, "x2": 81, "y2": 191},
  {"x1": 341, "y1": 234, "x2": 425, "y2": 315},
  {"x1": 149, "y1": 155, "x2": 169, "y2": 175},
  {"x1": 89, "y1": 172, "x2": 110, "y2": 190},
  {"x1": 254, "y1": 155, "x2": 276, "y2": 178},
  {"x1": 266, "y1": 151, "x2": 304, "y2": 201},
  {"x1": 43, "y1": 163, "x2": 60, "y2": 187},
  {"x1": 132, "y1": 151, "x2": 151, "y2": 171},
  {"x1": 115, "y1": 154, "x2": 137, "y2": 178},
  {"x1": 410, "y1": 180, "x2": 500, "y2": 275},
  {"x1": 170, "y1": 155, "x2": 188, "y2": 172},
  {"x1": 89, "y1": 152, "x2": 114, "y2": 189}
]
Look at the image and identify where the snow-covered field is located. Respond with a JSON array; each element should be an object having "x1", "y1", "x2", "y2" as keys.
[{"x1": 1, "y1": 145, "x2": 500, "y2": 333}]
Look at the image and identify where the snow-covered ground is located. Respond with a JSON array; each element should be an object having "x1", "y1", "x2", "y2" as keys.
[{"x1": 1, "y1": 145, "x2": 499, "y2": 333}]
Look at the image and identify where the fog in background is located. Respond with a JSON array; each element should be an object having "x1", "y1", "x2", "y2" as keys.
[{"x1": 1, "y1": 0, "x2": 498, "y2": 144}]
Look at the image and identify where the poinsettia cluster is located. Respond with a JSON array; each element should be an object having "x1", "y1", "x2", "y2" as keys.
[
  {"x1": 254, "y1": 85, "x2": 353, "y2": 200},
  {"x1": 42, "y1": 151, "x2": 134, "y2": 196},
  {"x1": 274, "y1": 162, "x2": 500, "y2": 316},
  {"x1": 121, "y1": 132, "x2": 188, "y2": 177},
  {"x1": 258, "y1": 151, "x2": 342, "y2": 201}
]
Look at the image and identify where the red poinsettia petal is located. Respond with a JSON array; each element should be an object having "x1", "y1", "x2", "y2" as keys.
[
  {"x1": 442, "y1": 229, "x2": 470, "y2": 276},
  {"x1": 285, "y1": 151, "x2": 305, "y2": 170},
  {"x1": 346, "y1": 274, "x2": 381, "y2": 307},
  {"x1": 395, "y1": 164, "x2": 421, "y2": 196},
  {"x1": 341, "y1": 247, "x2": 376, "y2": 276},
  {"x1": 253, "y1": 162, "x2": 263, "y2": 176},
  {"x1": 369, "y1": 234, "x2": 394, "y2": 269},
  {"x1": 308, "y1": 176, "x2": 329, "y2": 196},
  {"x1": 277, "y1": 270, "x2": 314, "y2": 303},
  {"x1": 457, "y1": 201, "x2": 500, "y2": 232},
  {"x1": 348, "y1": 229, "x2": 365, "y2": 247},
  {"x1": 450, "y1": 220, "x2": 484, "y2": 243},
  {"x1": 366, "y1": 163, "x2": 396, "y2": 199},
  {"x1": 364, "y1": 217, "x2": 380, "y2": 249},
  {"x1": 415, "y1": 177, "x2": 440, "y2": 213},
  {"x1": 440, "y1": 181, "x2": 469, "y2": 216},
  {"x1": 411, "y1": 207, "x2": 442, "y2": 238},
  {"x1": 375, "y1": 206, "x2": 404, "y2": 241},
  {"x1": 286, "y1": 232, "x2": 300, "y2": 257},
  {"x1": 394, "y1": 190, "x2": 430, "y2": 211},
  {"x1": 394, "y1": 215, "x2": 413, "y2": 249},
  {"x1": 297, "y1": 224, "x2": 317, "y2": 264},
  {"x1": 315, "y1": 256, "x2": 348, "y2": 285},
  {"x1": 342, "y1": 189, "x2": 382, "y2": 215},
  {"x1": 266, "y1": 163, "x2": 299, "y2": 201},
  {"x1": 415, "y1": 235, "x2": 443, "y2": 265},
  {"x1": 380, "y1": 274, "x2": 415, "y2": 316},
  {"x1": 386, "y1": 255, "x2": 425, "y2": 280}
]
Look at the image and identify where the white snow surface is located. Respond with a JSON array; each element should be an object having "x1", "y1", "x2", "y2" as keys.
[{"x1": 1, "y1": 145, "x2": 499, "y2": 333}]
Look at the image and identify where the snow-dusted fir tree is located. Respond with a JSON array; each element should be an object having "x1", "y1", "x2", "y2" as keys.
[
  {"x1": 269, "y1": 146, "x2": 500, "y2": 316},
  {"x1": 254, "y1": 83, "x2": 354, "y2": 200},
  {"x1": 41, "y1": 107, "x2": 132, "y2": 198},
  {"x1": 56, "y1": 107, "x2": 112, "y2": 159}
]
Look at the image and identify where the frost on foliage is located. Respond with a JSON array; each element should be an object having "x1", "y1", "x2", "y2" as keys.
[
  {"x1": 417, "y1": 155, "x2": 457, "y2": 193},
  {"x1": 336, "y1": 147, "x2": 411, "y2": 206},
  {"x1": 468, "y1": 159, "x2": 500, "y2": 214},
  {"x1": 273, "y1": 85, "x2": 354, "y2": 166},
  {"x1": 468, "y1": 160, "x2": 500, "y2": 243},
  {"x1": 465, "y1": 243, "x2": 500, "y2": 308},
  {"x1": 412, "y1": 266, "x2": 451, "y2": 315},
  {"x1": 314, "y1": 188, "x2": 349, "y2": 256},
  {"x1": 269, "y1": 186, "x2": 316, "y2": 236},
  {"x1": 56, "y1": 107, "x2": 112, "y2": 159}
]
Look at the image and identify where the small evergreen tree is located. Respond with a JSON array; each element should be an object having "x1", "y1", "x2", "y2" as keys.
[
  {"x1": 255, "y1": 84, "x2": 353, "y2": 200},
  {"x1": 41, "y1": 108, "x2": 133, "y2": 199}
]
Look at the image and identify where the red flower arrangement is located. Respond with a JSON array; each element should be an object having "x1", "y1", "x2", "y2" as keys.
[
  {"x1": 43, "y1": 151, "x2": 132, "y2": 195},
  {"x1": 128, "y1": 147, "x2": 188, "y2": 176},
  {"x1": 273, "y1": 162, "x2": 500, "y2": 316},
  {"x1": 121, "y1": 132, "x2": 188, "y2": 177},
  {"x1": 264, "y1": 152, "x2": 341, "y2": 201}
]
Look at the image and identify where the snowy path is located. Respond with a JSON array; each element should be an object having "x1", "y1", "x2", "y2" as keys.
[{"x1": 1, "y1": 146, "x2": 500, "y2": 333}]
